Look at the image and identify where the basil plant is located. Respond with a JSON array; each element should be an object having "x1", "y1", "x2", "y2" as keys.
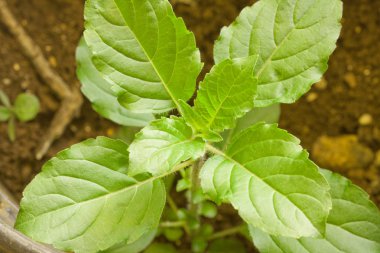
[{"x1": 15, "y1": 0, "x2": 380, "y2": 253}]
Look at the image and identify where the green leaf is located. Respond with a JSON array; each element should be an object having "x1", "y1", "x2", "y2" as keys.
[
  {"x1": 144, "y1": 243, "x2": 176, "y2": 253},
  {"x1": 232, "y1": 104, "x2": 281, "y2": 132},
  {"x1": 128, "y1": 117, "x2": 205, "y2": 176},
  {"x1": 200, "y1": 201, "x2": 218, "y2": 219},
  {"x1": 84, "y1": 0, "x2": 202, "y2": 113},
  {"x1": 200, "y1": 123, "x2": 331, "y2": 238},
  {"x1": 177, "y1": 102, "x2": 224, "y2": 142},
  {"x1": 250, "y1": 169, "x2": 380, "y2": 253},
  {"x1": 101, "y1": 230, "x2": 156, "y2": 253},
  {"x1": 15, "y1": 137, "x2": 166, "y2": 253},
  {"x1": 0, "y1": 90, "x2": 11, "y2": 107},
  {"x1": 214, "y1": 0, "x2": 343, "y2": 107},
  {"x1": 77, "y1": 37, "x2": 154, "y2": 127},
  {"x1": 7, "y1": 116, "x2": 15, "y2": 142},
  {"x1": 192, "y1": 237, "x2": 208, "y2": 253},
  {"x1": 219, "y1": 104, "x2": 281, "y2": 150},
  {"x1": 180, "y1": 56, "x2": 258, "y2": 135},
  {"x1": 208, "y1": 238, "x2": 246, "y2": 253},
  {"x1": 13, "y1": 93, "x2": 40, "y2": 122},
  {"x1": 163, "y1": 227, "x2": 184, "y2": 242},
  {"x1": 176, "y1": 178, "x2": 190, "y2": 192},
  {"x1": 0, "y1": 106, "x2": 11, "y2": 122}
]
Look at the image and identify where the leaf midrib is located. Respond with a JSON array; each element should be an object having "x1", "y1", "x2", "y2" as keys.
[
  {"x1": 206, "y1": 144, "x2": 323, "y2": 234},
  {"x1": 204, "y1": 65, "x2": 240, "y2": 130},
  {"x1": 112, "y1": 0, "x2": 181, "y2": 110},
  {"x1": 19, "y1": 160, "x2": 193, "y2": 223},
  {"x1": 254, "y1": 0, "x2": 325, "y2": 82}
]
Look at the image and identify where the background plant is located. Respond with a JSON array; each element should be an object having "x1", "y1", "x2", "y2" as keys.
[
  {"x1": 14, "y1": 0, "x2": 380, "y2": 253},
  {"x1": 0, "y1": 90, "x2": 40, "y2": 141}
]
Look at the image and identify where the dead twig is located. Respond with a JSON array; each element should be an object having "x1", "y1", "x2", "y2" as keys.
[{"x1": 0, "y1": 0, "x2": 83, "y2": 159}]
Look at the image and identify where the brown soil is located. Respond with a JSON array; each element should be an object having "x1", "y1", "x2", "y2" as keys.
[
  {"x1": 0, "y1": 0, "x2": 379, "y2": 252},
  {"x1": 280, "y1": 0, "x2": 380, "y2": 204},
  {"x1": 0, "y1": 0, "x2": 115, "y2": 199}
]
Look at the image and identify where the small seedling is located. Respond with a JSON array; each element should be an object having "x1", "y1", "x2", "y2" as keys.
[
  {"x1": 0, "y1": 90, "x2": 40, "y2": 141},
  {"x1": 15, "y1": 0, "x2": 380, "y2": 253}
]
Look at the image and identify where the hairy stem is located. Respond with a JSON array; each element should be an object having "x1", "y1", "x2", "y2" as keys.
[
  {"x1": 206, "y1": 143, "x2": 225, "y2": 156},
  {"x1": 186, "y1": 156, "x2": 206, "y2": 236}
]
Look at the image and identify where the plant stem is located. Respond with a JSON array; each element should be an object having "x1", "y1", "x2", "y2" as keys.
[
  {"x1": 206, "y1": 143, "x2": 225, "y2": 156},
  {"x1": 190, "y1": 156, "x2": 206, "y2": 211},
  {"x1": 207, "y1": 225, "x2": 245, "y2": 241},
  {"x1": 167, "y1": 191, "x2": 191, "y2": 234},
  {"x1": 167, "y1": 195, "x2": 179, "y2": 214},
  {"x1": 160, "y1": 221, "x2": 186, "y2": 228}
]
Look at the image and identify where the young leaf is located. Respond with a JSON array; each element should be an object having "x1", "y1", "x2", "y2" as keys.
[
  {"x1": 0, "y1": 90, "x2": 11, "y2": 107},
  {"x1": 180, "y1": 56, "x2": 258, "y2": 135},
  {"x1": 163, "y1": 227, "x2": 184, "y2": 242},
  {"x1": 13, "y1": 93, "x2": 40, "y2": 122},
  {"x1": 179, "y1": 102, "x2": 224, "y2": 142},
  {"x1": 231, "y1": 104, "x2": 281, "y2": 133},
  {"x1": 219, "y1": 104, "x2": 281, "y2": 150},
  {"x1": 15, "y1": 137, "x2": 166, "y2": 253},
  {"x1": 214, "y1": 0, "x2": 343, "y2": 107},
  {"x1": 0, "y1": 106, "x2": 11, "y2": 122},
  {"x1": 200, "y1": 123, "x2": 331, "y2": 238},
  {"x1": 7, "y1": 116, "x2": 15, "y2": 142},
  {"x1": 84, "y1": 0, "x2": 202, "y2": 113},
  {"x1": 129, "y1": 117, "x2": 205, "y2": 176},
  {"x1": 77, "y1": 37, "x2": 154, "y2": 127},
  {"x1": 250, "y1": 169, "x2": 380, "y2": 253}
]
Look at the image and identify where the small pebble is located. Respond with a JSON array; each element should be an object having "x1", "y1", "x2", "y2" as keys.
[
  {"x1": 84, "y1": 125, "x2": 92, "y2": 133},
  {"x1": 306, "y1": 92, "x2": 318, "y2": 102},
  {"x1": 106, "y1": 128, "x2": 115, "y2": 137},
  {"x1": 364, "y1": 69, "x2": 371, "y2": 76},
  {"x1": 2, "y1": 78, "x2": 11, "y2": 86},
  {"x1": 13, "y1": 63, "x2": 21, "y2": 72},
  {"x1": 70, "y1": 125, "x2": 78, "y2": 133},
  {"x1": 312, "y1": 135, "x2": 374, "y2": 173},
  {"x1": 355, "y1": 26, "x2": 362, "y2": 33},
  {"x1": 49, "y1": 56, "x2": 58, "y2": 68},
  {"x1": 45, "y1": 45, "x2": 53, "y2": 52},
  {"x1": 21, "y1": 166, "x2": 32, "y2": 179},
  {"x1": 344, "y1": 72, "x2": 357, "y2": 88},
  {"x1": 315, "y1": 78, "x2": 328, "y2": 90},
  {"x1": 21, "y1": 81, "x2": 29, "y2": 89},
  {"x1": 60, "y1": 24, "x2": 68, "y2": 31},
  {"x1": 359, "y1": 113, "x2": 373, "y2": 126}
]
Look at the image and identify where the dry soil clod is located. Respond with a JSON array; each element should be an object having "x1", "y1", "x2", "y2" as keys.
[{"x1": 312, "y1": 135, "x2": 374, "y2": 173}]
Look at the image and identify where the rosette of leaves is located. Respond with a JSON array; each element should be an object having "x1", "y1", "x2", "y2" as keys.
[{"x1": 14, "y1": 0, "x2": 380, "y2": 253}]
